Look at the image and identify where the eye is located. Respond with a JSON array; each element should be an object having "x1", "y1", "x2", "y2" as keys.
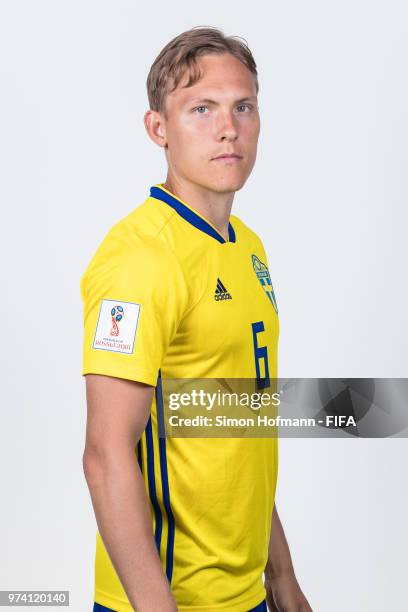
[
  {"x1": 236, "y1": 104, "x2": 252, "y2": 112},
  {"x1": 193, "y1": 105, "x2": 209, "y2": 114}
]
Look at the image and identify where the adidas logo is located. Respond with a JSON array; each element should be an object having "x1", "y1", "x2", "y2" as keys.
[{"x1": 214, "y1": 278, "x2": 232, "y2": 301}]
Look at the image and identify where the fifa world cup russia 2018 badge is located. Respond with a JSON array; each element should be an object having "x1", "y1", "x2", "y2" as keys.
[
  {"x1": 93, "y1": 299, "x2": 140, "y2": 354},
  {"x1": 252, "y1": 254, "x2": 279, "y2": 314},
  {"x1": 110, "y1": 305, "x2": 124, "y2": 336}
]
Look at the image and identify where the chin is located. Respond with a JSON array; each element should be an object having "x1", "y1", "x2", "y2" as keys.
[
  {"x1": 215, "y1": 179, "x2": 247, "y2": 193},
  {"x1": 205, "y1": 174, "x2": 248, "y2": 194}
]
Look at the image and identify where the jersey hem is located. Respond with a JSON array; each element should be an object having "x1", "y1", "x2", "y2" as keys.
[
  {"x1": 82, "y1": 363, "x2": 158, "y2": 387},
  {"x1": 94, "y1": 585, "x2": 266, "y2": 612}
]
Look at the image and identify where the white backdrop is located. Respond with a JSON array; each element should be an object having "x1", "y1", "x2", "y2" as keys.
[{"x1": 1, "y1": 1, "x2": 407, "y2": 610}]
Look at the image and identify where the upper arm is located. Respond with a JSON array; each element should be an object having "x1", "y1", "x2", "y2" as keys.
[
  {"x1": 83, "y1": 374, "x2": 154, "y2": 461},
  {"x1": 80, "y1": 231, "x2": 188, "y2": 386},
  {"x1": 80, "y1": 231, "x2": 188, "y2": 463}
]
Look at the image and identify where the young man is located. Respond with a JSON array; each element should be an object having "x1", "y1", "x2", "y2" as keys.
[{"x1": 81, "y1": 27, "x2": 312, "y2": 612}]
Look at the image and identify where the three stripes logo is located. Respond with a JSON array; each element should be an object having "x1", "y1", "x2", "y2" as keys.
[{"x1": 214, "y1": 278, "x2": 232, "y2": 301}]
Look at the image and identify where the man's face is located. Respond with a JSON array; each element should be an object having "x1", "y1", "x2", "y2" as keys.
[{"x1": 161, "y1": 53, "x2": 260, "y2": 193}]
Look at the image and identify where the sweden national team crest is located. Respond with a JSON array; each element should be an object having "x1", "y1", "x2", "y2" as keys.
[{"x1": 252, "y1": 254, "x2": 279, "y2": 314}]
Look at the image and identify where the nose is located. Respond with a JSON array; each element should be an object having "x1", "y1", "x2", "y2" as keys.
[{"x1": 216, "y1": 109, "x2": 238, "y2": 142}]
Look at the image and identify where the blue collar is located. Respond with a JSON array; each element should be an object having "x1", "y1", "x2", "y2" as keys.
[{"x1": 150, "y1": 184, "x2": 236, "y2": 244}]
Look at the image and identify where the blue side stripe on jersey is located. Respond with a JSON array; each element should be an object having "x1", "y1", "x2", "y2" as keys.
[
  {"x1": 137, "y1": 438, "x2": 143, "y2": 472},
  {"x1": 150, "y1": 185, "x2": 236, "y2": 244},
  {"x1": 145, "y1": 416, "x2": 163, "y2": 554},
  {"x1": 155, "y1": 370, "x2": 175, "y2": 583}
]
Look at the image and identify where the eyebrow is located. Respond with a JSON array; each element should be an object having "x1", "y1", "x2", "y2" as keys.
[{"x1": 187, "y1": 96, "x2": 257, "y2": 106}]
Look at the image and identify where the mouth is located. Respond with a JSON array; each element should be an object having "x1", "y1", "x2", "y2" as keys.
[{"x1": 212, "y1": 153, "x2": 243, "y2": 162}]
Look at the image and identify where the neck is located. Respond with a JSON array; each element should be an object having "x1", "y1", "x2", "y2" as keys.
[{"x1": 162, "y1": 174, "x2": 234, "y2": 241}]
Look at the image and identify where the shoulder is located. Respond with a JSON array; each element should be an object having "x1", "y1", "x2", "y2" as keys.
[
  {"x1": 86, "y1": 197, "x2": 182, "y2": 266},
  {"x1": 80, "y1": 198, "x2": 185, "y2": 300}
]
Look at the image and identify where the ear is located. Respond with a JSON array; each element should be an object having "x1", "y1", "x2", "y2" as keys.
[{"x1": 144, "y1": 109, "x2": 167, "y2": 148}]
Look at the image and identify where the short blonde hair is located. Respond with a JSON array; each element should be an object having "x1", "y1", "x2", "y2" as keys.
[{"x1": 146, "y1": 26, "x2": 259, "y2": 115}]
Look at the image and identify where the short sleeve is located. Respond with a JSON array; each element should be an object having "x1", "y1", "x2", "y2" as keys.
[{"x1": 80, "y1": 229, "x2": 189, "y2": 386}]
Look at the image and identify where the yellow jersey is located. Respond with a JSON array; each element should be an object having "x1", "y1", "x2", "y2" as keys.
[{"x1": 80, "y1": 184, "x2": 280, "y2": 612}]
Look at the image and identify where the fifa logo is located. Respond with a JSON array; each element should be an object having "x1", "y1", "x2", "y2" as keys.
[{"x1": 110, "y1": 305, "x2": 124, "y2": 336}]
